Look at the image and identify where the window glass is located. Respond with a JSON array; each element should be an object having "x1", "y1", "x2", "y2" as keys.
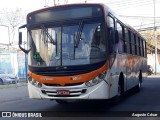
[
  {"x1": 116, "y1": 22, "x2": 124, "y2": 53},
  {"x1": 125, "y1": 29, "x2": 130, "y2": 54}
]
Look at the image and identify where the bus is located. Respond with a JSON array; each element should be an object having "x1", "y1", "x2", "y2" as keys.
[{"x1": 18, "y1": 3, "x2": 147, "y2": 104}]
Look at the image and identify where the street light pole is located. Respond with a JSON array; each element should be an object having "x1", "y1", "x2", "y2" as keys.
[
  {"x1": 23, "y1": 41, "x2": 28, "y2": 83},
  {"x1": 153, "y1": 0, "x2": 157, "y2": 74}
]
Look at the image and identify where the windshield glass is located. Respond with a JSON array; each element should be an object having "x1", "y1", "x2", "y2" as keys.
[{"x1": 28, "y1": 22, "x2": 106, "y2": 67}]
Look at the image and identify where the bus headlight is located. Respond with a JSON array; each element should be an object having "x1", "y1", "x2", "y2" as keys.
[
  {"x1": 85, "y1": 72, "x2": 106, "y2": 87},
  {"x1": 32, "y1": 80, "x2": 37, "y2": 86},
  {"x1": 98, "y1": 73, "x2": 105, "y2": 79},
  {"x1": 85, "y1": 82, "x2": 92, "y2": 87},
  {"x1": 37, "y1": 83, "x2": 42, "y2": 88},
  {"x1": 85, "y1": 78, "x2": 103, "y2": 87},
  {"x1": 28, "y1": 76, "x2": 42, "y2": 88},
  {"x1": 92, "y1": 79, "x2": 99, "y2": 84},
  {"x1": 28, "y1": 76, "x2": 32, "y2": 82}
]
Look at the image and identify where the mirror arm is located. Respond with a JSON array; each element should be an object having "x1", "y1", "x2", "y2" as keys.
[
  {"x1": 18, "y1": 24, "x2": 31, "y2": 54},
  {"x1": 19, "y1": 44, "x2": 31, "y2": 54},
  {"x1": 19, "y1": 24, "x2": 27, "y2": 29}
]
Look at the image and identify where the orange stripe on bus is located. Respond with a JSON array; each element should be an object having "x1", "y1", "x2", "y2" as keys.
[{"x1": 28, "y1": 62, "x2": 109, "y2": 86}]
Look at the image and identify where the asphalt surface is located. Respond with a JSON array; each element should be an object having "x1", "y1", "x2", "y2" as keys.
[{"x1": 0, "y1": 76, "x2": 160, "y2": 120}]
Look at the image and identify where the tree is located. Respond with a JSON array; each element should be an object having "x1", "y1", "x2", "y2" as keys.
[
  {"x1": 1, "y1": 8, "x2": 24, "y2": 45},
  {"x1": 140, "y1": 30, "x2": 160, "y2": 49}
]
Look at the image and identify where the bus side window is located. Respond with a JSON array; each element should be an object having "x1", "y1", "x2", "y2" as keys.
[
  {"x1": 107, "y1": 15, "x2": 115, "y2": 53},
  {"x1": 134, "y1": 34, "x2": 137, "y2": 55},
  {"x1": 131, "y1": 32, "x2": 135, "y2": 55},
  {"x1": 116, "y1": 22, "x2": 124, "y2": 53},
  {"x1": 143, "y1": 40, "x2": 146, "y2": 57},
  {"x1": 140, "y1": 38, "x2": 144, "y2": 57},
  {"x1": 138, "y1": 37, "x2": 141, "y2": 56},
  {"x1": 128, "y1": 30, "x2": 132, "y2": 54},
  {"x1": 136, "y1": 36, "x2": 140, "y2": 55},
  {"x1": 125, "y1": 28, "x2": 130, "y2": 54}
]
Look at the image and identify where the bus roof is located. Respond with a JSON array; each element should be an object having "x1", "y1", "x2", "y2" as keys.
[{"x1": 27, "y1": 3, "x2": 145, "y2": 40}]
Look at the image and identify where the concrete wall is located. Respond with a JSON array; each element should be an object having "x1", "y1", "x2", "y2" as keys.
[{"x1": 147, "y1": 53, "x2": 160, "y2": 73}]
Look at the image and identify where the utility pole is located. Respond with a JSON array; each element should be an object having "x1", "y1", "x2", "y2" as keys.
[
  {"x1": 44, "y1": 0, "x2": 48, "y2": 7},
  {"x1": 64, "y1": 0, "x2": 68, "y2": 4},
  {"x1": 153, "y1": 0, "x2": 157, "y2": 74},
  {"x1": 53, "y1": 0, "x2": 57, "y2": 6}
]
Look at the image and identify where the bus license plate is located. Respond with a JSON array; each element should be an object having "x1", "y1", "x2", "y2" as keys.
[{"x1": 57, "y1": 90, "x2": 70, "y2": 95}]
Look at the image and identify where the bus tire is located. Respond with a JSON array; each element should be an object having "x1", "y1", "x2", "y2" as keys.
[
  {"x1": 112, "y1": 73, "x2": 124, "y2": 104},
  {"x1": 135, "y1": 71, "x2": 142, "y2": 92}
]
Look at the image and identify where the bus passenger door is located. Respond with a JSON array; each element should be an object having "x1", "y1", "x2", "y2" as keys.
[{"x1": 107, "y1": 15, "x2": 120, "y2": 98}]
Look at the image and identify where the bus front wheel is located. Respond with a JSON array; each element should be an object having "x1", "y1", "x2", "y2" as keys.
[{"x1": 112, "y1": 74, "x2": 124, "y2": 104}]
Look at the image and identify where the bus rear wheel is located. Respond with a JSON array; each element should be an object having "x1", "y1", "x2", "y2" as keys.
[{"x1": 135, "y1": 72, "x2": 142, "y2": 92}]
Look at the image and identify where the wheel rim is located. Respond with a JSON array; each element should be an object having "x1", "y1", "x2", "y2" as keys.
[{"x1": 138, "y1": 81, "x2": 141, "y2": 89}]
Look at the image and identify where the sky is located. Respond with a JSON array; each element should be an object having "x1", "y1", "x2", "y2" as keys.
[
  {"x1": 0, "y1": 0, "x2": 160, "y2": 44},
  {"x1": 1, "y1": 0, "x2": 160, "y2": 26}
]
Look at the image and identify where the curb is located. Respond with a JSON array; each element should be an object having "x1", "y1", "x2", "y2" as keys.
[{"x1": 147, "y1": 75, "x2": 160, "y2": 78}]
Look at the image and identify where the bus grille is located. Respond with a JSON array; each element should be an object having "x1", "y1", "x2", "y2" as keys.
[
  {"x1": 41, "y1": 89, "x2": 87, "y2": 97},
  {"x1": 43, "y1": 82, "x2": 84, "y2": 86}
]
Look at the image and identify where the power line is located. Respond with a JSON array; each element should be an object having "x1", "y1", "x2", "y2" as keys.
[
  {"x1": 120, "y1": 15, "x2": 160, "y2": 19},
  {"x1": 120, "y1": 15, "x2": 160, "y2": 22},
  {"x1": 108, "y1": 0, "x2": 152, "y2": 7},
  {"x1": 108, "y1": 0, "x2": 160, "y2": 10}
]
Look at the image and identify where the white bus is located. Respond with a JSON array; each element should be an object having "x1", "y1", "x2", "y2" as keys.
[{"x1": 19, "y1": 3, "x2": 147, "y2": 104}]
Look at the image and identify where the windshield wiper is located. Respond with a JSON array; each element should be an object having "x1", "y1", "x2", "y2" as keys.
[
  {"x1": 75, "y1": 20, "x2": 84, "y2": 48},
  {"x1": 41, "y1": 25, "x2": 56, "y2": 45}
]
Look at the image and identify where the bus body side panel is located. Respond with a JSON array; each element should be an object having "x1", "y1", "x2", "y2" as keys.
[
  {"x1": 109, "y1": 51, "x2": 147, "y2": 98},
  {"x1": 108, "y1": 51, "x2": 119, "y2": 98},
  {"x1": 117, "y1": 53, "x2": 127, "y2": 92}
]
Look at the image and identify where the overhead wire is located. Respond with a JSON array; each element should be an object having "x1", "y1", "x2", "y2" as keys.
[{"x1": 107, "y1": 0, "x2": 160, "y2": 10}]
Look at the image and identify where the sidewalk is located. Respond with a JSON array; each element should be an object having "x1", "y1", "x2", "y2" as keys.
[
  {"x1": 147, "y1": 73, "x2": 160, "y2": 78},
  {"x1": 0, "y1": 82, "x2": 27, "y2": 89}
]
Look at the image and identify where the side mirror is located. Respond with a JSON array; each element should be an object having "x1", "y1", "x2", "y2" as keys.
[
  {"x1": 19, "y1": 32, "x2": 22, "y2": 45},
  {"x1": 18, "y1": 24, "x2": 31, "y2": 54}
]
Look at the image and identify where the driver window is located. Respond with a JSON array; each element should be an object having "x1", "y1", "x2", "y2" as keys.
[
  {"x1": 107, "y1": 15, "x2": 115, "y2": 53},
  {"x1": 92, "y1": 24, "x2": 106, "y2": 52}
]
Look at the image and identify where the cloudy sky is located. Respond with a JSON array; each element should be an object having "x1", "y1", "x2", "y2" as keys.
[
  {"x1": 1, "y1": 0, "x2": 159, "y2": 16},
  {"x1": 1, "y1": 0, "x2": 160, "y2": 22},
  {"x1": 0, "y1": 0, "x2": 160, "y2": 44}
]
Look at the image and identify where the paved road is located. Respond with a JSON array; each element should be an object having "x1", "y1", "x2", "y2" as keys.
[{"x1": 0, "y1": 76, "x2": 160, "y2": 119}]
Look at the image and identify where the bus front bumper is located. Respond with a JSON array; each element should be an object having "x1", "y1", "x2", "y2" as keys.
[{"x1": 28, "y1": 81, "x2": 109, "y2": 100}]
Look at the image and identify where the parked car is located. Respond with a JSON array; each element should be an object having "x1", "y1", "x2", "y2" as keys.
[{"x1": 0, "y1": 71, "x2": 18, "y2": 85}]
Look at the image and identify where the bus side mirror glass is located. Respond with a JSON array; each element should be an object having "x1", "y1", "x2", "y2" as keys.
[
  {"x1": 115, "y1": 30, "x2": 119, "y2": 43},
  {"x1": 19, "y1": 32, "x2": 22, "y2": 45}
]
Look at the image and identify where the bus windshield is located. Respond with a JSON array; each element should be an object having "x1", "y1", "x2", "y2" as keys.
[{"x1": 28, "y1": 22, "x2": 106, "y2": 67}]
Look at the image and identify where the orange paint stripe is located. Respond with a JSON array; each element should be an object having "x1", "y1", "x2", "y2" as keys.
[{"x1": 28, "y1": 62, "x2": 109, "y2": 86}]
